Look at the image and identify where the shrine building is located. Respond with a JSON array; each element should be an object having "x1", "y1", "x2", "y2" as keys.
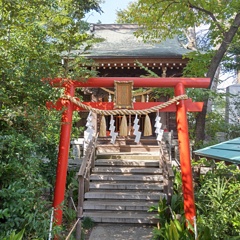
[
  {"x1": 49, "y1": 24, "x2": 209, "y2": 228},
  {"x1": 73, "y1": 24, "x2": 193, "y2": 138}
]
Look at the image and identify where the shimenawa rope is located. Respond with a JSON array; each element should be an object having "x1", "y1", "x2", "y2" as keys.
[{"x1": 62, "y1": 94, "x2": 188, "y2": 115}]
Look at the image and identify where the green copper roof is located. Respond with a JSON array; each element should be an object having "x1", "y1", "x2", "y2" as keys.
[
  {"x1": 84, "y1": 24, "x2": 192, "y2": 58},
  {"x1": 194, "y1": 138, "x2": 240, "y2": 164}
]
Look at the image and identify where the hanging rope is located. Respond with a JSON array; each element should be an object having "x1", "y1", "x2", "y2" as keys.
[
  {"x1": 99, "y1": 115, "x2": 107, "y2": 137},
  {"x1": 62, "y1": 94, "x2": 188, "y2": 116},
  {"x1": 65, "y1": 218, "x2": 80, "y2": 240}
]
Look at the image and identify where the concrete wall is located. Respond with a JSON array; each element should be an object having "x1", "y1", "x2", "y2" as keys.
[{"x1": 226, "y1": 84, "x2": 240, "y2": 124}]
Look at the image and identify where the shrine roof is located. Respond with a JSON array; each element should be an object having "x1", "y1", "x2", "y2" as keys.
[
  {"x1": 194, "y1": 138, "x2": 240, "y2": 165},
  {"x1": 83, "y1": 24, "x2": 192, "y2": 59}
]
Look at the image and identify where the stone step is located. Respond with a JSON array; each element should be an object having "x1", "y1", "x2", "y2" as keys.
[
  {"x1": 82, "y1": 149, "x2": 168, "y2": 225},
  {"x1": 97, "y1": 145, "x2": 160, "y2": 153},
  {"x1": 89, "y1": 182, "x2": 164, "y2": 190},
  {"x1": 97, "y1": 137, "x2": 159, "y2": 146},
  {"x1": 95, "y1": 159, "x2": 159, "y2": 167},
  {"x1": 92, "y1": 167, "x2": 162, "y2": 174},
  {"x1": 90, "y1": 174, "x2": 164, "y2": 182},
  {"x1": 120, "y1": 145, "x2": 160, "y2": 152},
  {"x1": 85, "y1": 191, "x2": 167, "y2": 200},
  {"x1": 83, "y1": 211, "x2": 158, "y2": 224},
  {"x1": 83, "y1": 200, "x2": 159, "y2": 211},
  {"x1": 96, "y1": 152, "x2": 159, "y2": 160}
]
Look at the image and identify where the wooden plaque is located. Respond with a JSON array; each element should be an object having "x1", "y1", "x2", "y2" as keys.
[{"x1": 114, "y1": 81, "x2": 133, "y2": 109}]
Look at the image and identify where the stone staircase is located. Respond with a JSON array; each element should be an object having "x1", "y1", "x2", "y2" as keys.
[{"x1": 82, "y1": 149, "x2": 168, "y2": 224}]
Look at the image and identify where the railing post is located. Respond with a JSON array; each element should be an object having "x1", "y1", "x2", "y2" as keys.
[
  {"x1": 76, "y1": 175, "x2": 84, "y2": 240},
  {"x1": 85, "y1": 169, "x2": 90, "y2": 193},
  {"x1": 91, "y1": 134, "x2": 98, "y2": 168},
  {"x1": 91, "y1": 146, "x2": 96, "y2": 169}
]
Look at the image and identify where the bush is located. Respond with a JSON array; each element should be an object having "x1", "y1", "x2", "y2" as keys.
[
  {"x1": 196, "y1": 161, "x2": 240, "y2": 239},
  {"x1": 0, "y1": 134, "x2": 52, "y2": 239},
  {"x1": 151, "y1": 162, "x2": 240, "y2": 240}
]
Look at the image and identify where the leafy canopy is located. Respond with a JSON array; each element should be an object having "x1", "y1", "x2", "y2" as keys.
[
  {"x1": 117, "y1": 0, "x2": 240, "y2": 45},
  {"x1": 117, "y1": 1, "x2": 240, "y2": 144},
  {"x1": 0, "y1": 0, "x2": 102, "y2": 238}
]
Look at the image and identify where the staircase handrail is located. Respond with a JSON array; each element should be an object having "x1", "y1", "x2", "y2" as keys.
[
  {"x1": 76, "y1": 133, "x2": 98, "y2": 239},
  {"x1": 159, "y1": 141, "x2": 174, "y2": 203},
  {"x1": 78, "y1": 134, "x2": 98, "y2": 177}
]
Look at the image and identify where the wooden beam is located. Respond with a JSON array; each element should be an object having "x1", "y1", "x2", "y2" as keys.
[
  {"x1": 47, "y1": 99, "x2": 204, "y2": 112},
  {"x1": 47, "y1": 77, "x2": 210, "y2": 89}
]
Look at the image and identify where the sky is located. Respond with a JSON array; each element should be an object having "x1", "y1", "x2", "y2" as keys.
[{"x1": 85, "y1": 0, "x2": 134, "y2": 24}]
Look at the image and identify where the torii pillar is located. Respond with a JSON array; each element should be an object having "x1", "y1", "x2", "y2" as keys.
[
  {"x1": 46, "y1": 77, "x2": 210, "y2": 230},
  {"x1": 52, "y1": 82, "x2": 75, "y2": 225},
  {"x1": 175, "y1": 82, "x2": 196, "y2": 224}
]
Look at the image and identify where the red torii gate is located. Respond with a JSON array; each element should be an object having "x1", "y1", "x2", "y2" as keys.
[{"x1": 46, "y1": 77, "x2": 210, "y2": 229}]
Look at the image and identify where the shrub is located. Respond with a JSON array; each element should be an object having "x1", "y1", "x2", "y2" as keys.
[
  {"x1": 151, "y1": 161, "x2": 240, "y2": 240},
  {"x1": 0, "y1": 134, "x2": 52, "y2": 239}
]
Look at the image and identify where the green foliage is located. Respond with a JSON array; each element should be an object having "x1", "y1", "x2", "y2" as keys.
[
  {"x1": 2, "y1": 229, "x2": 25, "y2": 240},
  {"x1": 150, "y1": 169, "x2": 190, "y2": 240},
  {"x1": 227, "y1": 123, "x2": 240, "y2": 139},
  {"x1": 0, "y1": 134, "x2": 52, "y2": 239},
  {"x1": 196, "y1": 162, "x2": 240, "y2": 239},
  {"x1": 205, "y1": 111, "x2": 226, "y2": 139},
  {"x1": 0, "y1": 0, "x2": 102, "y2": 238},
  {"x1": 151, "y1": 162, "x2": 240, "y2": 240},
  {"x1": 222, "y1": 45, "x2": 240, "y2": 72},
  {"x1": 82, "y1": 216, "x2": 95, "y2": 230},
  {"x1": 63, "y1": 207, "x2": 77, "y2": 224},
  {"x1": 116, "y1": 0, "x2": 240, "y2": 47},
  {"x1": 117, "y1": 0, "x2": 240, "y2": 144},
  {"x1": 186, "y1": 87, "x2": 229, "y2": 145},
  {"x1": 135, "y1": 61, "x2": 174, "y2": 97},
  {"x1": 150, "y1": 198, "x2": 194, "y2": 240},
  {"x1": 183, "y1": 51, "x2": 214, "y2": 78},
  {"x1": 116, "y1": 2, "x2": 138, "y2": 24}
]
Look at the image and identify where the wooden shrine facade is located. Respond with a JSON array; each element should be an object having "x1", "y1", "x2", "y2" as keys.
[{"x1": 66, "y1": 24, "x2": 193, "y2": 137}]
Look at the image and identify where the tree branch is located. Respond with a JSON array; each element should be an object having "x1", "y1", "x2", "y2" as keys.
[
  {"x1": 207, "y1": 12, "x2": 240, "y2": 87},
  {"x1": 149, "y1": 0, "x2": 180, "y2": 14},
  {"x1": 188, "y1": 1, "x2": 225, "y2": 34}
]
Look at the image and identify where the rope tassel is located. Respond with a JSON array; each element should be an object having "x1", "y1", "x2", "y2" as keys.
[
  {"x1": 144, "y1": 114, "x2": 152, "y2": 136},
  {"x1": 120, "y1": 115, "x2": 128, "y2": 136},
  {"x1": 99, "y1": 115, "x2": 106, "y2": 137}
]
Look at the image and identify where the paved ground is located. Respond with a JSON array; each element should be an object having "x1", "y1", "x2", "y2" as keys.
[{"x1": 88, "y1": 224, "x2": 153, "y2": 240}]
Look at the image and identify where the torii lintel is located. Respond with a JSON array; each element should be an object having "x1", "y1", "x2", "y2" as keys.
[{"x1": 46, "y1": 77, "x2": 210, "y2": 88}]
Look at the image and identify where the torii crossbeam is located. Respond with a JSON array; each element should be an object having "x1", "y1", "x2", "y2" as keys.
[{"x1": 46, "y1": 77, "x2": 210, "y2": 230}]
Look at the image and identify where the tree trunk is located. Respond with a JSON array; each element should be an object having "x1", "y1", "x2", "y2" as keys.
[
  {"x1": 195, "y1": 99, "x2": 208, "y2": 145},
  {"x1": 195, "y1": 13, "x2": 240, "y2": 144}
]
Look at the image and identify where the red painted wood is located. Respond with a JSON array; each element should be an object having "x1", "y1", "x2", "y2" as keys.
[
  {"x1": 47, "y1": 76, "x2": 208, "y2": 233},
  {"x1": 47, "y1": 99, "x2": 204, "y2": 112},
  {"x1": 52, "y1": 83, "x2": 75, "y2": 227},
  {"x1": 175, "y1": 83, "x2": 196, "y2": 227},
  {"x1": 47, "y1": 77, "x2": 210, "y2": 88}
]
